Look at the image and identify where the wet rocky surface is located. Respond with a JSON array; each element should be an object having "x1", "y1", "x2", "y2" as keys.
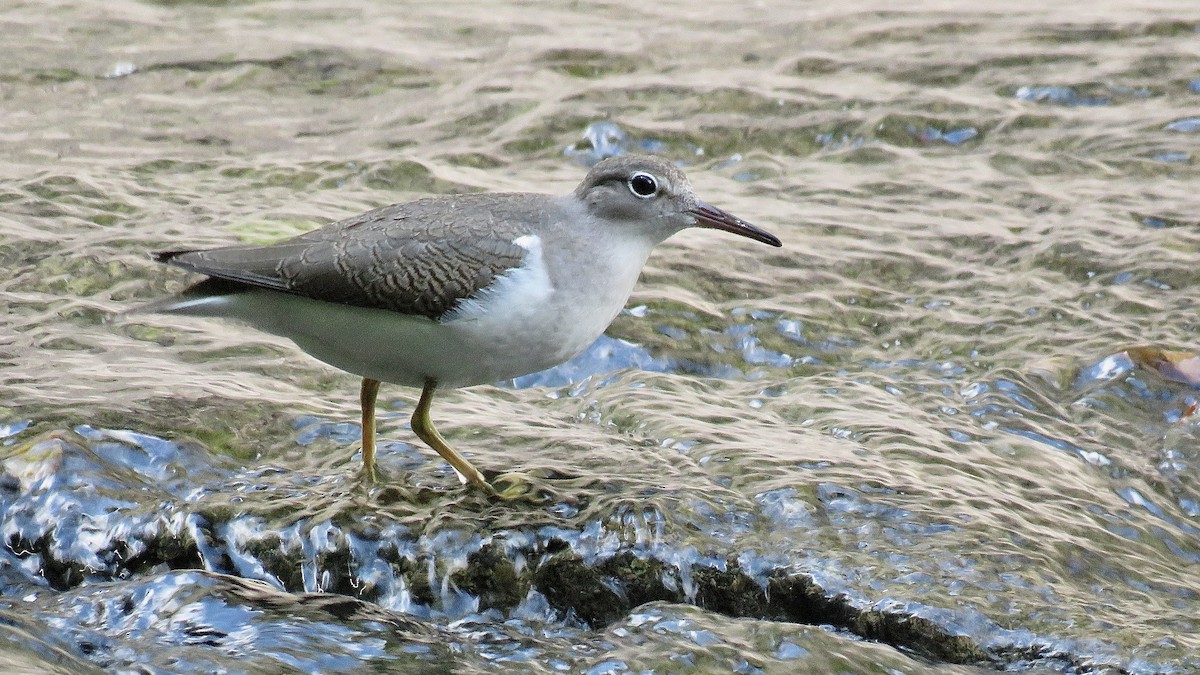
[{"x1": 1, "y1": 417, "x2": 1188, "y2": 672}]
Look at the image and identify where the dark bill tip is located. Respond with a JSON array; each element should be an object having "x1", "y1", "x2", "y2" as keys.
[{"x1": 689, "y1": 202, "x2": 782, "y2": 247}]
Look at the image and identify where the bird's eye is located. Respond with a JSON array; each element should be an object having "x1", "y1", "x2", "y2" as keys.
[{"x1": 627, "y1": 172, "x2": 658, "y2": 199}]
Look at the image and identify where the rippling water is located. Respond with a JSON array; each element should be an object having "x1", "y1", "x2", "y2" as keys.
[{"x1": 2, "y1": 1, "x2": 1198, "y2": 672}]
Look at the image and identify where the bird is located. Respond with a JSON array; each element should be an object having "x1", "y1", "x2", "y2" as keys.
[{"x1": 150, "y1": 154, "x2": 781, "y2": 495}]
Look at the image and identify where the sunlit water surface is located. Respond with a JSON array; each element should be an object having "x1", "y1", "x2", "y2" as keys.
[{"x1": 1, "y1": 1, "x2": 1198, "y2": 672}]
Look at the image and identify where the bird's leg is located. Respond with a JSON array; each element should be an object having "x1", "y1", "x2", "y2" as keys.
[
  {"x1": 411, "y1": 378, "x2": 494, "y2": 493},
  {"x1": 360, "y1": 377, "x2": 380, "y2": 483}
]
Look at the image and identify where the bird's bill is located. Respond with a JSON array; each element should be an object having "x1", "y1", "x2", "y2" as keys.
[{"x1": 689, "y1": 201, "x2": 782, "y2": 247}]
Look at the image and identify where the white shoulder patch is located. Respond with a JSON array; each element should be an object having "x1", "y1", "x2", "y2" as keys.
[{"x1": 440, "y1": 234, "x2": 555, "y2": 322}]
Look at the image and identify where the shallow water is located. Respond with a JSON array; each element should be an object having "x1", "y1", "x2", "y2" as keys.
[{"x1": 2, "y1": 0, "x2": 1199, "y2": 672}]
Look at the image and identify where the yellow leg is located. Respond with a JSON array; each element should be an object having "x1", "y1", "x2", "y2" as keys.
[
  {"x1": 411, "y1": 378, "x2": 493, "y2": 492},
  {"x1": 360, "y1": 377, "x2": 380, "y2": 483}
]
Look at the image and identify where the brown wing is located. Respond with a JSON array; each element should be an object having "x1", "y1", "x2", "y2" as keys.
[{"x1": 155, "y1": 194, "x2": 541, "y2": 320}]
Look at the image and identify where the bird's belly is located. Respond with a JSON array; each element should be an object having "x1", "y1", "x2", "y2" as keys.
[{"x1": 185, "y1": 288, "x2": 623, "y2": 389}]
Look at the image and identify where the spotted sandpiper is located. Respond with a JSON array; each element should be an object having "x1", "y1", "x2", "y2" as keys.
[{"x1": 151, "y1": 155, "x2": 781, "y2": 493}]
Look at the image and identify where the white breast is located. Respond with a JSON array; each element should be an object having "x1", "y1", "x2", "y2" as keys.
[
  {"x1": 435, "y1": 231, "x2": 652, "y2": 385},
  {"x1": 439, "y1": 234, "x2": 553, "y2": 323}
]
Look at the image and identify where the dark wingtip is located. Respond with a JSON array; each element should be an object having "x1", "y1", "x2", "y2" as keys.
[{"x1": 153, "y1": 250, "x2": 188, "y2": 264}]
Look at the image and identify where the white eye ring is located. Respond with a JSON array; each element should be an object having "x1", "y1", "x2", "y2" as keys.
[{"x1": 627, "y1": 172, "x2": 658, "y2": 199}]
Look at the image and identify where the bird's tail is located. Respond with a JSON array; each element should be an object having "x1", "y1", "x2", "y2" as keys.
[{"x1": 118, "y1": 277, "x2": 247, "y2": 320}]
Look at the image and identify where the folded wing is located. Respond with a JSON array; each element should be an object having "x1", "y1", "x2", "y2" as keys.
[{"x1": 156, "y1": 196, "x2": 534, "y2": 321}]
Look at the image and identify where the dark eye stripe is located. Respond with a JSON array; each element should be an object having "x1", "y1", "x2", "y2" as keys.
[{"x1": 627, "y1": 172, "x2": 658, "y2": 198}]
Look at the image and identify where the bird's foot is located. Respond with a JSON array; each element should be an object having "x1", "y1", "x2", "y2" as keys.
[
  {"x1": 360, "y1": 462, "x2": 379, "y2": 486},
  {"x1": 349, "y1": 439, "x2": 380, "y2": 485},
  {"x1": 484, "y1": 468, "x2": 560, "y2": 503}
]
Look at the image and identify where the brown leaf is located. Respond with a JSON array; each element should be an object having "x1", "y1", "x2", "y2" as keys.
[{"x1": 1126, "y1": 345, "x2": 1200, "y2": 387}]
